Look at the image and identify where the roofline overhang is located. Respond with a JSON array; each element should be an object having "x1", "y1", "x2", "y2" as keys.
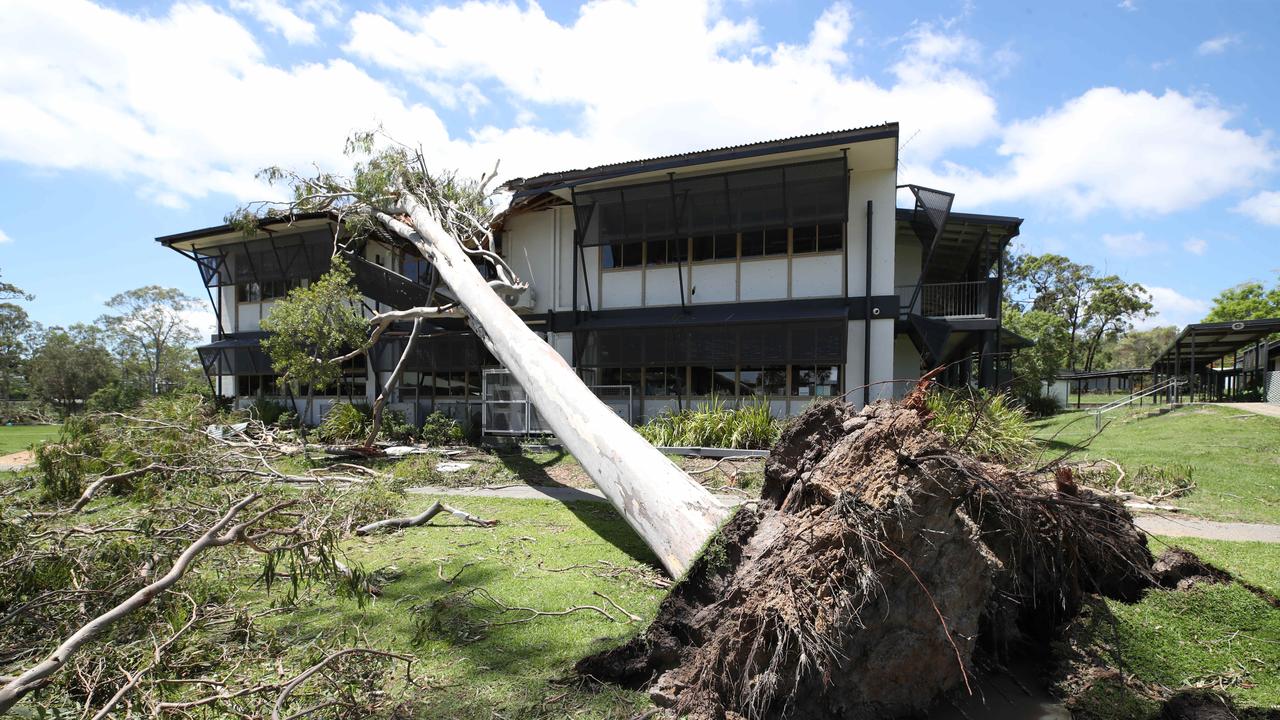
[
  {"x1": 504, "y1": 123, "x2": 899, "y2": 200},
  {"x1": 154, "y1": 211, "x2": 335, "y2": 247}
]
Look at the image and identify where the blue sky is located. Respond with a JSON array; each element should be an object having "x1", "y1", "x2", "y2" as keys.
[{"x1": 2, "y1": 0, "x2": 1278, "y2": 335}]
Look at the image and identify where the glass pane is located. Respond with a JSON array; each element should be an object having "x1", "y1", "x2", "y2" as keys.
[
  {"x1": 646, "y1": 238, "x2": 668, "y2": 265},
  {"x1": 816, "y1": 366, "x2": 840, "y2": 396},
  {"x1": 715, "y1": 234, "x2": 737, "y2": 260},
  {"x1": 692, "y1": 235, "x2": 715, "y2": 262},
  {"x1": 671, "y1": 238, "x2": 689, "y2": 263},
  {"x1": 621, "y1": 242, "x2": 643, "y2": 267},
  {"x1": 817, "y1": 223, "x2": 843, "y2": 252},
  {"x1": 763, "y1": 367, "x2": 788, "y2": 395},
  {"x1": 690, "y1": 367, "x2": 713, "y2": 395},
  {"x1": 713, "y1": 368, "x2": 737, "y2": 395},
  {"x1": 620, "y1": 367, "x2": 642, "y2": 393},
  {"x1": 739, "y1": 368, "x2": 763, "y2": 396},
  {"x1": 600, "y1": 367, "x2": 621, "y2": 385},
  {"x1": 793, "y1": 225, "x2": 817, "y2": 254},
  {"x1": 765, "y1": 228, "x2": 788, "y2": 256},
  {"x1": 791, "y1": 366, "x2": 815, "y2": 397},
  {"x1": 602, "y1": 244, "x2": 620, "y2": 269},
  {"x1": 666, "y1": 366, "x2": 687, "y2": 396},
  {"x1": 741, "y1": 231, "x2": 764, "y2": 257}
]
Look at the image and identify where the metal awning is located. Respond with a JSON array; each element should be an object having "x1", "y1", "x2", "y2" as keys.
[
  {"x1": 895, "y1": 207, "x2": 1022, "y2": 284},
  {"x1": 1151, "y1": 318, "x2": 1280, "y2": 372}
]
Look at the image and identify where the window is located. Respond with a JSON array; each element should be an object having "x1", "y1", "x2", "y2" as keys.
[
  {"x1": 817, "y1": 223, "x2": 843, "y2": 252},
  {"x1": 692, "y1": 234, "x2": 736, "y2": 262},
  {"x1": 765, "y1": 228, "x2": 789, "y2": 256},
  {"x1": 235, "y1": 375, "x2": 280, "y2": 396},
  {"x1": 740, "y1": 230, "x2": 764, "y2": 258},
  {"x1": 644, "y1": 366, "x2": 687, "y2": 396},
  {"x1": 646, "y1": 238, "x2": 668, "y2": 266},
  {"x1": 792, "y1": 224, "x2": 843, "y2": 254},
  {"x1": 237, "y1": 277, "x2": 305, "y2": 302},
  {"x1": 792, "y1": 365, "x2": 841, "y2": 397},
  {"x1": 602, "y1": 242, "x2": 643, "y2": 269},
  {"x1": 739, "y1": 367, "x2": 788, "y2": 396}
]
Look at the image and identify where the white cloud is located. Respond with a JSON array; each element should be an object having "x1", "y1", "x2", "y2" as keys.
[
  {"x1": 1101, "y1": 231, "x2": 1166, "y2": 257},
  {"x1": 1183, "y1": 237, "x2": 1207, "y2": 255},
  {"x1": 229, "y1": 0, "x2": 317, "y2": 45},
  {"x1": 180, "y1": 308, "x2": 219, "y2": 340},
  {"x1": 1138, "y1": 286, "x2": 1209, "y2": 329},
  {"x1": 1118, "y1": 0, "x2": 1138, "y2": 11},
  {"x1": 344, "y1": 1, "x2": 1001, "y2": 167},
  {"x1": 1197, "y1": 33, "x2": 1241, "y2": 56},
  {"x1": 908, "y1": 88, "x2": 1275, "y2": 216},
  {"x1": 0, "y1": 228, "x2": 11, "y2": 244},
  {"x1": 0, "y1": 0, "x2": 458, "y2": 206},
  {"x1": 1235, "y1": 190, "x2": 1280, "y2": 226}
]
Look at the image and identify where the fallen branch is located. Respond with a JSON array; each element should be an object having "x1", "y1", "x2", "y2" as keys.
[
  {"x1": 0, "y1": 494, "x2": 275, "y2": 712},
  {"x1": 87, "y1": 592, "x2": 201, "y2": 720},
  {"x1": 355, "y1": 501, "x2": 497, "y2": 535},
  {"x1": 271, "y1": 648, "x2": 413, "y2": 720}
]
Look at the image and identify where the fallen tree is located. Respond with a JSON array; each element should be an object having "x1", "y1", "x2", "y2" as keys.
[
  {"x1": 579, "y1": 392, "x2": 1156, "y2": 719},
  {"x1": 238, "y1": 133, "x2": 728, "y2": 576}
]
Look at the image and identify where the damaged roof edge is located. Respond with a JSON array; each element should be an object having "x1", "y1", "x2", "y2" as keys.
[
  {"x1": 503, "y1": 123, "x2": 900, "y2": 199},
  {"x1": 154, "y1": 211, "x2": 334, "y2": 246}
]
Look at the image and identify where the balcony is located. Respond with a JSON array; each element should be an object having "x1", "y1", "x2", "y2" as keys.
[{"x1": 896, "y1": 279, "x2": 997, "y2": 319}]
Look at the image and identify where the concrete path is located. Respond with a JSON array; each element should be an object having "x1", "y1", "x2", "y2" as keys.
[
  {"x1": 408, "y1": 483, "x2": 750, "y2": 507},
  {"x1": 1213, "y1": 402, "x2": 1280, "y2": 419},
  {"x1": 410, "y1": 484, "x2": 1280, "y2": 544},
  {"x1": 1132, "y1": 515, "x2": 1280, "y2": 543}
]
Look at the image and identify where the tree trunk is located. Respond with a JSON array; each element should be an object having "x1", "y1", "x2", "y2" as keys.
[{"x1": 381, "y1": 199, "x2": 729, "y2": 577}]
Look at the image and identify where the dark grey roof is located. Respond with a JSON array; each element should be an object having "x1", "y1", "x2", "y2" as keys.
[
  {"x1": 502, "y1": 123, "x2": 899, "y2": 199},
  {"x1": 1152, "y1": 317, "x2": 1280, "y2": 371},
  {"x1": 155, "y1": 211, "x2": 333, "y2": 246}
]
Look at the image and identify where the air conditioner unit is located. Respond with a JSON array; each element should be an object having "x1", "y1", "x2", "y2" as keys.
[{"x1": 503, "y1": 288, "x2": 536, "y2": 313}]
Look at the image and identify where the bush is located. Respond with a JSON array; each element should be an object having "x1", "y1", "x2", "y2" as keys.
[
  {"x1": 418, "y1": 411, "x2": 464, "y2": 446},
  {"x1": 318, "y1": 402, "x2": 371, "y2": 443},
  {"x1": 1021, "y1": 393, "x2": 1061, "y2": 418},
  {"x1": 87, "y1": 382, "x2": 147, "y2": 413},
  {"x1": 924, "y1": 388, "x2": 1034, "y2": 461},
  {"x1": 638, "y1": 398, "x2": 781, "y2": 450},
  {"x1": 248, "y1": 397, "x2": 289, "y2": 427},
  {"x1": 379, "y1": 408, "x2": 416, "y2": 443}
]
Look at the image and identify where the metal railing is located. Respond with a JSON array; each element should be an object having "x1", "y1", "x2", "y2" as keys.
[
  {"x1": 1092, "y1": 377, "x2": 1186, "y2": 431},
  {"x1": 896, "y1": 280, "x2": 991, "y2": 318}
]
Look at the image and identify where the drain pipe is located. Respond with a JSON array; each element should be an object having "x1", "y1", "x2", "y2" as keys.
[{"x1": 864, "y1": 200, "x2": 873, "y2": 407}]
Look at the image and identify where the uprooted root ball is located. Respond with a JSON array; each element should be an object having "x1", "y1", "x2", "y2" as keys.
[{"x1": 579, "y1": 399, "x2": 1153, "y2": 719}]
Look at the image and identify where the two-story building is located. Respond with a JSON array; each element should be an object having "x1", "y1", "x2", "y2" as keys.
[{"x1": 156, "y1": 124, "x2": 1025, "y2": 432}]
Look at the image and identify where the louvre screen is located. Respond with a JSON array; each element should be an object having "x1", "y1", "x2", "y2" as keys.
[
  {"x1": 574, "y1": 320, "x2": 845, "y2": 368},
  {"x1": 574, "y1": 157, "x2": 847, "y2": 247}
]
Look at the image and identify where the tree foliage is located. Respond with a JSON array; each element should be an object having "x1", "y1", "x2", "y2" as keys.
[
  {"x1": 1204, "y1": 275, "x2": 1280, "y2": 322},
  {"x1": 0, "y1": 268, "x2": 32, "y2": 402},
  {"x1": 260, "y1": 257, "x2": 367, "y2": 393},
  {"x1": 1005, "y1": 252, "x2": 1152, "y2": 372},
  {"x1": 1098, "y1": 326, "x2": 1179, "y2": 369},
  {"x1": 27, "y1": 325, "x2": 116, "y2": 414},
  {"x1": 98, "y1": 285, "x2": 202, "y2": 394}
]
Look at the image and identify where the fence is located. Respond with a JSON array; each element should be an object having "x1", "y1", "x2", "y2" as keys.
[
  {"x1": 481, "y1": 369, "x2": 633, "y2": 436},
  {"x1": 1267, "y1": 371, "x2": 1280, "y2": 404}
]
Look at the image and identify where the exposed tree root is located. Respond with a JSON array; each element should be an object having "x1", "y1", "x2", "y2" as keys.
[{"x1": 579, "y1": 398, "x2": 1155, "y2": 719}]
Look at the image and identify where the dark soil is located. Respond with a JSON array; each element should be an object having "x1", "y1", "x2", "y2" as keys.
[{"x1": 579, "y1": 397, "x2": 1155, "y2": 719}]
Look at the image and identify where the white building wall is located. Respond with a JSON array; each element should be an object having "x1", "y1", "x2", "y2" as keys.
[
  {"x1": 892, "y1": 335, "x2": 922, "y2": 399},
  {"x1": 790, "y1": 254, "x2": 843, "y2": 298},
  {"x1": 846, "y1": 167, "x2": 898, "y2": 405},
  {"x1": 739, "y1": 259, "x2": 789, "y2": 301},
  {"x1": 689, "y1": 263, "x2": 736, "y2": 304}
]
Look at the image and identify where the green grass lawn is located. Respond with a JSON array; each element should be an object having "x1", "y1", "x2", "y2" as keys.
[
  {"x1": 1031, "y1": 405, "x2": 1280, "y2": 525},
  {"x1": 244, "y1": 494, "x2": 667, "y2": 719},
  {"x1": 1067, "y1": 537, "x2": 1280, "y2": 716},
  {"x1": 0, "y1": 424, "x2": 60, "y2": 455}
]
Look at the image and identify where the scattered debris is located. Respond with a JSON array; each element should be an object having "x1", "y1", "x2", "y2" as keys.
[
  {"x1": 436, "y1": 461, "x2": 472, "y2": 473},
  {"x1": 385, "y1": 445, "x2": 435, "y2": 457}
]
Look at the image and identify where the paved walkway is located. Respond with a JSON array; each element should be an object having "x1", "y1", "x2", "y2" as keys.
[
  {"x1": 410, "y1": 484, "x2": 1280, "y2": 544},
  {"x1": 1214, "y1": 402, "x2": 1280, "y2": 418}
]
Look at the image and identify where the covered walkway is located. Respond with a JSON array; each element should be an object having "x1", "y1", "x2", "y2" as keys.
[{"x1": 1151, "y1": 318, "x2": 1280, "y2": 404}]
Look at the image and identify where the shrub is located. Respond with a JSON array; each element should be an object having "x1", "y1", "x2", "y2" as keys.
[
  {"x1": 638, "y1": 398, "x2": 781, "y2": 450},
  {"x1": 318, "y1": 402, "x2": 371, "y2": 443},
  {"x1": 379, "y1": 409, "x2": 416, "y2": 443},
  {"x1": 86, "y1": 382, "x2": 147, "y2": 413},
  {"x1": 1021, "y1": 393, "x2": 1061, "y2": 418},
  {"x1": 924, "y1": 388, "x2": 1034, "y2": 461},
  {"x1": 248, "y1": 397, "x2": 288, "y2": 427},
  {"x1": 418, "y1": 411, "x2": 464, "y2": 446}
]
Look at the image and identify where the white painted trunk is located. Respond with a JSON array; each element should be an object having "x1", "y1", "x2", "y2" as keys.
[{"x1": 389, "y1": 198, "x2": 729, "y2": 577}]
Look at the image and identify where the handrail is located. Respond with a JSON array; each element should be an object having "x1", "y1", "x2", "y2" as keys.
[{"x1": 1092, "y1": 378, "x2": 1186, "y2": 430}]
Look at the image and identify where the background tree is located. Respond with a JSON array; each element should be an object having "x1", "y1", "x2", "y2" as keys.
[
  {"x1": 0, "y1": 269, "x2": 33, "y2": 403},
  {"x1": 1006, "y1": 252, "x2": 1152, "y2": 372},
  {"x1": 1204, "y1": 275, "x2": 1280, "y2": 322},
  {"x1": 1097, "y1": 326, "x2": 1178, "y2": 369},
  {"x1": 98, "y1": 286, "x2": 201, "y2": 395},
  {"x1": 1079, "y1": 275, "x2": 1152, "y2": 371},
  {"x1": 27, "y1": 324, "x2": 116, "y2": 415},
  {"x1": 1002, "y1": 302, "x2": 1071, "y2": 403}
]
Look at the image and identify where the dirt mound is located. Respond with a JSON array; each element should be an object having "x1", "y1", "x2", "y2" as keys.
[
  {"x1": 579, "y1": 399, "x2": 1153, "y2": 719},
  {"x1": 1153, "y1": 548, "x2": 1234, "y2": 590}
]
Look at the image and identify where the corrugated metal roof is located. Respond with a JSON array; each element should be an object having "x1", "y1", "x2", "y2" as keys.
[{"x1": 502, "y1": 123, "x2": 898, "y2": 197}]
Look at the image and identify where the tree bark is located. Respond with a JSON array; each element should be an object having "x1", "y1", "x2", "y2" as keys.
[{"x1": 377, "y1": 199, "x2": 728, "y2": 577}]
